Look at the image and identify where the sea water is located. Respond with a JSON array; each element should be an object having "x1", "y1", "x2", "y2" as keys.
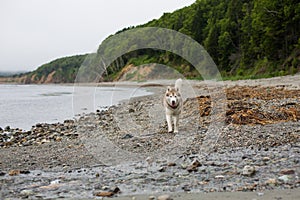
[{"x1": 0, "y1": 84, "x2": 151, "y2": 130}]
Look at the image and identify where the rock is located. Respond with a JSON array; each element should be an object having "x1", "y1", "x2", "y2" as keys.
[
  {"x1": 9, "y1": 169, "x2": 20, "y2": 176},
  {"x1": 278, "y1": 175, "x2": 291, "y2": 183},
  {"x1": 35, "y1": 123, "x2": 43, "y2": 128},
  {"x1": 0, "y1": 171, "x2": 5, "y2": 176},
  {"x1": 262, "y1": 157, "x2": 270, "y2": 162},
  {"x1": 94, "y1": 191, "x2": 114, "y2": 197},
  {"x1": 191, "y1": 159, "x2": 201, "y2": 167},
  {"x1": 215, "y1": 175, "x2": 225, "y2": 179},
  {"x1": 41, "y1": 138, "x2": 50, "y2": 144},
  {"x1": 186, "y1": 165, "x2": 198, "y2": 172},
  {"x1": 50, "y1": 179, "x2": 61, "y2": 185},
  {"x1": 242, "y1": 165, "x2": 256, "y2": 176},
  {"x1": 149, "y1": 196, "x2": 156, "y2": 200},
  {"x1": 129, "y1": 108, "x2": 135, "y2": 113},
  {"x1": 20, "y1": 170, "x2": 30, "y2": 174},
  {"x1": 94, "y1": 186, "x2": 120, "y2": 197},
  {"x1": 122, "y1": 133, "x2": 134, "y2": 139},
  {"x1": 111, "y1": 186, "x2": 121, "y2": 193},
  {"x1": 167, "y1": 162, "x2": 176, "y2": 167},
  {"x1": 146, "y1": 156, "x2": 153, "y2": 164},
  {"x1": 64, "y1": 119, "x2": 74, "y2": 124},
  {"x1": 265, "y1": 178, "x2": 277, "y2": 185},
  {"x1": 182, "y1": 185, "x2": 191, "y2": 191},
  {"x1": 20, "y1": 189, "x2": 34, "y2": 196},
  {"x1": 157, "y1": 194, "x2": 173, "y2": 200},
  {"x1": 257, "y1": 192, "x2": 264, "y2": 196},
  {"x1": 279, "y1": 168, "x2": 295, "y2": 175},
  {"x1": 158, "y1": 166, "x2": 167, "y2": 172},
  {"x1": 187, "y1": 159, "x2": 201, "y2": 172},
  {"x1": 40, "y1": 183, "x2": 61, "y2": 190},
  {"x1": 4, "y1": 126, "x2": 10, "y2": 131}
]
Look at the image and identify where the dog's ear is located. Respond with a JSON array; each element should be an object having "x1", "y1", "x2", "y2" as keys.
[{"x1": 167, "y1": 86, "x2": 171, "y2": 91}]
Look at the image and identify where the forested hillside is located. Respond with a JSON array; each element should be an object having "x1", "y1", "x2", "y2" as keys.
[
  {"x1": 130, "y1": 0, "x2": 300, "y2": 78},
  {"x1": 6, "y1": 0, "x2": 300, "y2": 83}
]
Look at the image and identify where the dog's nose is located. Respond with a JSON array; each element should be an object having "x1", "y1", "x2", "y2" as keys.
[{"x1": 172, "y1": 100, "x2": 175, "y2": 105}]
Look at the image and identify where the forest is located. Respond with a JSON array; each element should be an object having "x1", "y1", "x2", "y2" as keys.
[
  {"x1": 10, "y1": 55, "x2": 87, "y2": 84},
  {"x1": 119, "y1": 0, "x2": 300, "y2": 79}
]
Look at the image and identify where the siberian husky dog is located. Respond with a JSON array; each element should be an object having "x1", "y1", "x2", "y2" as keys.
[{"x1": 163, "y1": 78, "x2": 183, "y2": 133}]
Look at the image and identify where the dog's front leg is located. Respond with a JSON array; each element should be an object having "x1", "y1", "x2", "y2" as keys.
[
  {"x1": 173, "y1": 115, "x2": 179, "y2": 133},
  {"x1": 166, "y1": 114, "x2": 173, "y2": 133}
]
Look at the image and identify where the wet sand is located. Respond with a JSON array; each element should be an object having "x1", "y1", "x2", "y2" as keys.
[{"x1": 112, "y1": 188, "x2": 300, "y2": 200}]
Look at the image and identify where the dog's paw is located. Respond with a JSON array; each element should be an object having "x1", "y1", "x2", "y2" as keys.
[
  {"x1": 168, "y1": 130, "x2": 173, "y2": 133},
  {"x1": 174, "y1": 130, "x2": 179, "y2": 133}
]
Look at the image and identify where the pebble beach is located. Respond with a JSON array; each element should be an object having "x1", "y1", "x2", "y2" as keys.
[{"x1": 0, "y1": 75, "x2": 300, "y2": 199}]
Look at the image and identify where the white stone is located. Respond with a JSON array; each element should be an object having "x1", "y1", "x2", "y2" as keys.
[
  {"x1": 158, "y1": 194, "x2": 173, "y2": 200},
  {"x1": 242, "y1": 165, "x2": 256, "y2": 176}
]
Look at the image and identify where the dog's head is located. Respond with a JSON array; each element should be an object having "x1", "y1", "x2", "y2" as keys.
[{"x1": 165, "y1": 86, "x2": 181, "y2": 108}]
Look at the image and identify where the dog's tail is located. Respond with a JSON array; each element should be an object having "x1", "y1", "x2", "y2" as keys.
[{"x1": 175, "y1": 78, "x2": 182, "y2": 92}]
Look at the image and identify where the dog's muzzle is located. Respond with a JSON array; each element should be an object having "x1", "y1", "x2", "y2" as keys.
[
  {"x1": 168, "y1": 98, "x2": 178, "y2": 109},
  {"x1": 172, "y1": 100, "x2": 176, "y2": 106}
]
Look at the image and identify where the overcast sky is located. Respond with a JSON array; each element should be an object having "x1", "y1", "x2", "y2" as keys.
[{"x1": 0, "y1": 0, "x2": 195, "y2": 72}]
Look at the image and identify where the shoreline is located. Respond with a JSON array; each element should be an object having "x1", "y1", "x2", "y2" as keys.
[
  {"x1": 2, "y1": 74, "x2": 300, "y2": 131},
  {"x1": 1, "y1": 73, "x2": 300, "y2": 87}
]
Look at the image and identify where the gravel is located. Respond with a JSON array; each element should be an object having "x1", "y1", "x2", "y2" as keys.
[{"x1": 0, "y1": 75, "x2": 299, "y2": 199}]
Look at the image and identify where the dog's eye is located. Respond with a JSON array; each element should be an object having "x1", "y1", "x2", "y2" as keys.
[{"x1": 166, "y1": 94, "x2": 169, "y2": 97}]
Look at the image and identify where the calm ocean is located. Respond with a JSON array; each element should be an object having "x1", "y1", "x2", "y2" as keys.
[{"x1": 0, "y1": 84, "x2": 151, "y2": 130}]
